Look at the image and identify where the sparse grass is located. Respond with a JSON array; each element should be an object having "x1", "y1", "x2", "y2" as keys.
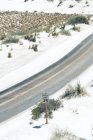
[
  {"x1": 50, "y1": 129, "x2": 85, "y2": 140},
  {"x1": 62, "y1": 82, "x2": 87, "y2": 99},
  {"x1": 11, "y1": 31, "x2": 26, "y2": 36},
  {"x1": 3, "y1": 36, "x2": 19, "y2": 44},
  {"x1": 51, "y1": 129, "x2": 62, "y2": 140}
]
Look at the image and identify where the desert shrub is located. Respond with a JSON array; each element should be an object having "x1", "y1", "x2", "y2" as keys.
[
  {"x1": 31, "y1": 98, "x2": 62, "y2": 120},
  {"x1": 32, "y1": 106, "x2": 41, "y2": 120},
  {"x1": 32, "y1": 44, "x2": 38, "y2": 51},
  {"x1": 62, "y1": 85, "x2": 75, "y2": 99},
  {"x1": 60, "y1": 29, "x2": 71, "y2": 36},
  {"x1": 3, "y1": 36, "x2": 19, "y2": 44},
  {"x1": 50, "y1": 129, "x2": 85, "y2": 140},
  {"x1": 24, "y1": 34, "x2": 36, "y2": 42},
  {"x1": 75, "y1": 82, "x2": 86, "y2": 96},
  {"x1": 67, "y1": 16, "x2": 89, "y2": 25},
  {"x1": 62, "y1": 83, "x2": 86, "y2": 99},
  {"x1": 8, "y1": 52, "x2": 12, "y2": 58}
]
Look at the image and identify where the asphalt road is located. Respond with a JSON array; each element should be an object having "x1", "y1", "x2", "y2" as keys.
[{"x1": 0, "y1": 34, "x2": 93, "y2": 123}]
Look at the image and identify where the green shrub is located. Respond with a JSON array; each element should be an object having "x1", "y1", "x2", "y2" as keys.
[
  {"x1": 32, "y1": 106, "x2": 41, "y2": 120},
  {"x1": 67, "y1": 15, "x2": 89, "y2": 25},
  {"x1": 3, "y1": 36, "x2": 19, "y2": 44}
]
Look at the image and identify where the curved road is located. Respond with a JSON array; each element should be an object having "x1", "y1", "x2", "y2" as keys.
[{"x1": 0, "y1": 34, "x2": 93, "y2": 123}]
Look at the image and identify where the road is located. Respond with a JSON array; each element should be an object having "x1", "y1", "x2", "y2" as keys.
[{"x1": 0, "y1": 34, "x2": 93, "y2": 123}]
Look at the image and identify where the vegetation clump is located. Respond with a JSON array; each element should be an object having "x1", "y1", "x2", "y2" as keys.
[
  {"x1": 31, "y1": 99, "x2": 62, "y2": 120},
  {"x1": 32, "y1": 44, "x2": 38, "y2": 52},
  {"x1": 3, "y1": 36, "x2": 19, "y2": 44},
  {"x1": 51, "y1": 129, "x2": 85, "y2": 140},
  {"x1": 24, "y1": 34, "x2": 36, "y2": 42},
  {"x1": 62, "y1": 82, "x2": 87, "y2": 99},
  {"x1": 8, "y1": 52, "x2": 12, "y2": 58},
  {"x1": 67, "y1": 15, "x2": 89, "y2": 25}
]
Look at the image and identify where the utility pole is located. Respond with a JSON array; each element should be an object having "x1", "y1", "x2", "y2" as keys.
[{"x1": 42, "y1": 93, "x2": 49, "y2": 124}]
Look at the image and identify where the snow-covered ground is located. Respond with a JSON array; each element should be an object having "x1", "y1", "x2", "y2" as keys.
[
  {"x1": 0, "y1": 61, "x2": 93, "y2": 140},
  {"x1": 0, "y1": 0, "x2": 93, "y2": 139},
  {"x1": 0, "y1": 0, "x2": 93, "y2": 14},
  {"x1": 0, "y1": 23, "x2": 93, "y2": 91}
]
